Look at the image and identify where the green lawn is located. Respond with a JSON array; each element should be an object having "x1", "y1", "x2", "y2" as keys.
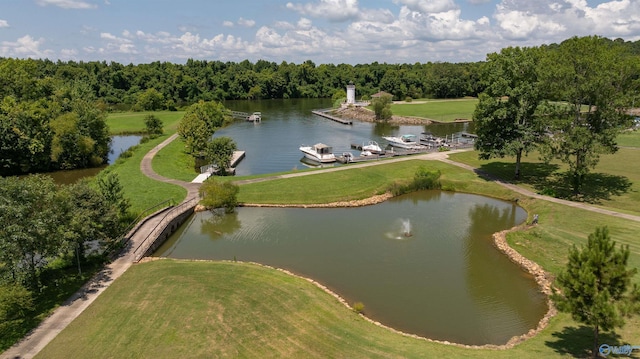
[
  {"x1": 390, "y1": 98, "x2": 478, "y2": 122},
  {"x1": 106, "y1": 111, "x2": 184, "y2": 134}
]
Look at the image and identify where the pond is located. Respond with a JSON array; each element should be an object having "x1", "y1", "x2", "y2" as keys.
[
  {"x1": 45, "y1": 135, "x2": 141, "y2": 185},
  {"x1": 153, "y1": 191, "x2": 547, "y2": 346},
  {"x1": 218, "y1": 99, "x2": 474, "y2": 176}
]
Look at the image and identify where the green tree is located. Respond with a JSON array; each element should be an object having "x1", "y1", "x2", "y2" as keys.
[
  {"x1": 205, "y1": 137, "x2": 237, "y2": 175},
  {"x1": 553, "y1": 226, "x2": 640, "y2": 358},
  {"x1": 199, "y1": 178, "x2": 239, "y2": 213},
  {"x1": 371, "y1": 94, "x2": 393, "y2": 120},
  {"x1": 144, "y1": 114, "x2": 163, "y2": 136},
  {"x1": 134, "y1": 88, "x2": 165, "y2": 111},
  {"x1": 474, "y1": 46, "x2": 545, "y2": 179},
  {"x1": 539, "y1": 36, "x2": 638, "y2": 193},
  {"x1": 0, "y1": 283, "x2": 34, "y2": 348},
  {"x1": 177, "y1": 112, "x2": 210, "y2": 154}
]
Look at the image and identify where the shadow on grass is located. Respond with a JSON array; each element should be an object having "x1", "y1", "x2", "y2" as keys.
[
  {"x1": 476, "y1": 161, "x2": 633, "y2": 204},
  {"x1": 545, "y1": 325, "x2": 628, "y2": 358},
  {"x1": 533, "y1": 172, "x2": 633, "y2": 204}
]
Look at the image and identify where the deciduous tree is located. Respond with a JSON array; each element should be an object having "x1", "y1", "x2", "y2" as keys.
[
  {"x1": 539, "y1": 36, "x2": 638, "y2": 193},
  {"x1": 474, "y1": 46, "x2": 545, "y2": 179}
]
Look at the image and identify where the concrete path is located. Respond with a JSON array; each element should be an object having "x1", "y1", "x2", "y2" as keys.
[{"x1": 1, "y1": 134, "x2": 199, "y2": 359}]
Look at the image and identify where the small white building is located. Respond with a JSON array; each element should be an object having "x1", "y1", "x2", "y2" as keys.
[{"x1": 346, "y1": 81, "x2": 355, "y2": 105}]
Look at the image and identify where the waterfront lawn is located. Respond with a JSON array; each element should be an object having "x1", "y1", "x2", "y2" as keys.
[
  {"x1": 390, "y1": 98, "x2": 478, "y2": 122},
  {"x1": 151, "y1": 136, "x2": 200, "y2": 182},
  {"x1": 106, "y1": 111, "x2": 184, "y2": 135},
  {"x1": 104, "y1": 133, "x2": 187, "y2": 214}
]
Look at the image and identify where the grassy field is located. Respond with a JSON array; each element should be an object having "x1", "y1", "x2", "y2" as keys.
[
  {"x1": 106, "y1": 111, "x2": 184, "y2": 134},
  {"x1": 37, "y1": 155, "x2": 640, "y2": 358},
  {"x1": 390, "y1": 98, "x2": 478, "y2": 122},
  {"x1": 448, "y1": 133, "x2": 640, "y2": 216}
]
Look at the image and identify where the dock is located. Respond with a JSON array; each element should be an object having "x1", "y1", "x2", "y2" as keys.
[
  {"x1": 192, "y1": 150, "x2": 246, "y2": 183},
  {"x1": 312, "y1": 109, "x2": 352, "y2": 125},
  {"x1": 336, "y1": 146, "x2": 431, "y2": 164}
]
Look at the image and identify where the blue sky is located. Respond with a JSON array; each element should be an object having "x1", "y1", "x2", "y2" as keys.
[{"x1": 1, "y1": 0, "x2": 639, "y2": 64}]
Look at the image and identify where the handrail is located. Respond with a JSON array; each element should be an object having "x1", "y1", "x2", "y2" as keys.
[
  {"x1": 132, "y1": 197, "x2": 198, "y2": 261},
  {"x1": 107, "y1": 199, "x2": 174, "y2": 256}
]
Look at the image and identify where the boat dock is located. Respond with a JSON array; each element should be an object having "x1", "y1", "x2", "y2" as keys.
[
  {"x1": 229, "y1": 111, "x2": 261, "y2": 122},
  {"x1": 312, "y1": 109, "x2": 352, "y2": 125},
  {"x1": 192, "y1": 150, "x2": 246, "y2": 183},
  {"x1": 336, "y1": 147, "x2": 430, "y2": 164}
]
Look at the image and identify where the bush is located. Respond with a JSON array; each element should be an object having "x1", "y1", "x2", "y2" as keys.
[
  {"x1": 352, "y1": 302, "x2": 365, "y2": 314},
  {"x1": 405, "y1": 97, "x2": 412, "y2": 102},
  {"x1": 412, "y1": 167, "x2": 442, "y2": 190},
  {"x1": 199, "y1": 178, "x2": 239, "y2": 213}
]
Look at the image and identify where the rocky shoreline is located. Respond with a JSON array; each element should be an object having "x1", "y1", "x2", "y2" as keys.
[{"x1": 334, "y1": 106, "x2": 435, "y2": 125}]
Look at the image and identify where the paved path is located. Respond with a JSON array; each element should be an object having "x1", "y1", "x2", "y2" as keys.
[{"x1": 1, "y1": 134, "x2": 198, "y2": 359}]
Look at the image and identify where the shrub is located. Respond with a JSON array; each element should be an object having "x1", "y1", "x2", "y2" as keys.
[{"x1": 352, "y1": 302, "x2": 365, "y2": 314}]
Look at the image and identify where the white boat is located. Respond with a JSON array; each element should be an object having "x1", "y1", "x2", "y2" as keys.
[
  {"x1": 299, "y1": 143, "x2": 336, "y2": 163},
  {"x1": 361, "y1": 140, "x2": 383, "y2": 154},
  {"x1": 382, "y1": 134, "x2": 421, "y2": 149},
  {"x1": 247, "y1": 112, "x2": 261, "y2": 122}
]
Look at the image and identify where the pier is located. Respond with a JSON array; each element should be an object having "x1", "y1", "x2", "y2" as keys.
[
  {"x1": 193, "y1": 150, "x2": 246, "y2": 183},
  {"x1": 312, "y1": 108, "x2": 352, "y2": 125},
  {"x1": 228, "y1": 111, "x2": 261, "y2": 122}
]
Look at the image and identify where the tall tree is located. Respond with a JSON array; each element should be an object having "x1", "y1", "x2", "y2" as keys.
[
  {"x1": 473, "y1": 46, "x2": 545, "y2": 179},
  {"x1": 553, "y1": 227, "x2": 640, "y2": 358},
  {"x1": 539, "y1": 36, "x2": 638, "y2": 193},
  {"x1": 371, "y1": 94, "x2": 393, "y2": 120},
  {"x1": 205, "y1": 136, "x2": 237, "y2": 175}
]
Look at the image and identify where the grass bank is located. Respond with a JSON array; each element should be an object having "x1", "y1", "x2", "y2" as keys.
[
  {"x1": 106, "y1": 111, "x2": 184, "y2": 134},
  {"x1": 390, "y1": 98, "x2": 477, "y2": 122},
  {"x1": 37, "y1": 155, "x2": 640, "y2": 358}
]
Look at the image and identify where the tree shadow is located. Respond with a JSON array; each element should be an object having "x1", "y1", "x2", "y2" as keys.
[
  {"x1": 534, "y1": 172, "x2": 633, "y2": 204},
  {"x1": 476, "y1": 161, "x2": 633, "y2": 204},
  {"x1": 476, "y1": 161, "x2": 560, "y2": 186},
  {"x1": 545, "y1": 325, "x2": 627, "y2": 358}
]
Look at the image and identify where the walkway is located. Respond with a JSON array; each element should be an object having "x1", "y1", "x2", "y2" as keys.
[{"x1": 1, "y1": 134, "x2": 199, "y2": 359}]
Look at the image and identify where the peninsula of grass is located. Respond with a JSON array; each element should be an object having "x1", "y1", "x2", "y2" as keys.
[
  {"x1": 390, "y1": 98, "x2": 478, "y2": 122},
  {"x1": 106, "y1": 111, "x2": 184, "y2": 134}
]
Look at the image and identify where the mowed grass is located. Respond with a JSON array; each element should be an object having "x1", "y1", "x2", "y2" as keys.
[
  {"x1": 390, "y1": 98, "x2": 478, "y2": 122},
  {"x1": 449, "y1": 145, "x2": 640, "y2": 216},
  {"x1": 106, "y1": 111, "x2": 184, "y2": 134},
  {"x1": 103, "y1": 134, "x2": 187, "y2": 214}
]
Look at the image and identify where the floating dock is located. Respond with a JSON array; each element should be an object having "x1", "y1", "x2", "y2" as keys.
[{"x1": 312, "y1": 109, "x2": 352, "y2": 125}]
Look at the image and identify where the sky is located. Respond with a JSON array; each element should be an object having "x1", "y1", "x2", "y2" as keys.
[{"x1": 1, "y1": 0, "x2": 639, "y2": 65}]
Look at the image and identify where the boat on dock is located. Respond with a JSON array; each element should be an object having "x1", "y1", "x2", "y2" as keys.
[
  {"x1": 382, "y1": 134, "x2": 423, "y2": 149},
  {"x1": 419, "y1": 132, "x2": 449, "y2": 148},
  {"x1": 299, "y1": 143, "x2": 337, "y2": 163}
]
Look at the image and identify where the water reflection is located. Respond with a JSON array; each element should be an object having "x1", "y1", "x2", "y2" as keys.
[{"x1": 154, "y1": 191, "x2": 546, "y2": 345}]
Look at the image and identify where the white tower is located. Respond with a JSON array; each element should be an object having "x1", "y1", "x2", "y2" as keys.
[{"x1": 346, "y1": 81, "x2": 355, "y2": 105}]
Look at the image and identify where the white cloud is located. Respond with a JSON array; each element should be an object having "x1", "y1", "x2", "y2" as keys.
[
  {"x1": 393, "y1": 0, "x2": 457, "y2": 14},
  {"x1": 0, "y1": 20, "x2": 9, "y2": 28},
  {"x1": 223, "y1": 21, "x2": 234, "y2": 28},
  {"x1": 238, "y1": 18, "x2": 256, "y2": 27},
  {"x1": 36, "y1": 0, "x2": 97, "y2": 9},
  {"x1": 286, "y1": 0, "x2": 360, "y2": 22},
  {"x1": 0, "y1": 35, "x2": 53, "y2": 58}
]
